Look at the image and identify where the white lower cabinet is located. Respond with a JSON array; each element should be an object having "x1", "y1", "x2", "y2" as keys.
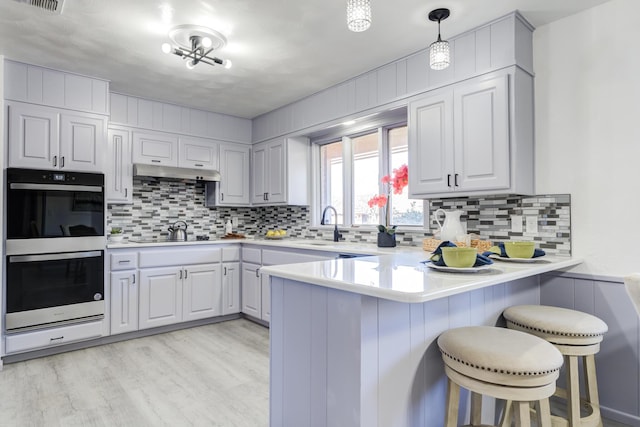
[
  {"x1": 139, "y1": 267, "x2": 183, "y2": 329},
  {"x1": 183, "y1": 263, "x2": 222, "y2": 321},
  {"x1": 110, "y1": 270, "x2": 138, "y2": 335},
  {"x1": 222, "y1": 262, "x2": 241, "y2": 315},
  {"x1": 241, "y1": 262, "x2": 262, "y2": 319}
]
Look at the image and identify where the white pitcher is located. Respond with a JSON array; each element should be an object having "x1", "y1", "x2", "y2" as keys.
[{"x1": 433, "y1": 209, "x2": 465, "y2": 242}]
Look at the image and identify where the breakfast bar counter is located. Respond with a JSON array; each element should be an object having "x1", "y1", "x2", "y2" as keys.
[{"x1": 261, "y1": 253, "x2": 582, "y2": 427}]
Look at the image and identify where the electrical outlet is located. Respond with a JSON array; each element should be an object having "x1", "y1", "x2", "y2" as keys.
[
  {"x1": 232, "y1": 217, "x2": 238, "y2": 227},
  {"x1": 525, "y1": 216, "x2": 538, "y2": 235},
  {"x1": 510, "y1": 215, "x2": 523, "y2": 233}
]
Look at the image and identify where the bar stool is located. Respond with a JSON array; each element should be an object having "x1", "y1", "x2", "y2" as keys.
[
  {"x1": 503, "y1": 305, "x2": 608, "y2": 427},
  {"x1": 438, "y1": 326, "x2": 563, "y2": 427}
]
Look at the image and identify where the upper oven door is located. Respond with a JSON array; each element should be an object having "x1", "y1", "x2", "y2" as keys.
[{"x1": 6, "y1": 168, "x2": 105, "y2": 254}]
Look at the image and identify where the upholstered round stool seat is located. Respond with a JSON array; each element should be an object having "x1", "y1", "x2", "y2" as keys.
[
  {"x1": 438, "y1": 326, "x2": 563, "y2": 427},
  {"x1": 503, "y1": 305, "x2": 608, "y2": 427},
  {"x1": 503, "y1": 305, "x2": 608, "y2": 347}
]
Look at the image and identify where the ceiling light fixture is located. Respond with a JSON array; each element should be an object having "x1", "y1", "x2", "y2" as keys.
[
  {"x1": 428, "y1": 8, "x2": 450, "y2": 71},
  {"x1": 161, "y1": 24, "x2": 232, "y2": 70},
  {"x1": 347, "y1": 0, "x2": 371, "y2": 32}
]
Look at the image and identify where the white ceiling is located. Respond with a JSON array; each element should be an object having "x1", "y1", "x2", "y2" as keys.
[{"x1": 0, "y1": 0, "x2": 609, "y2": 119}]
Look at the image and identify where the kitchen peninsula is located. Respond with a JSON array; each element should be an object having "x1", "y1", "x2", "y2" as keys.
[{"x1": 261, "y1": 253, "x2": 581, "y2": 426}]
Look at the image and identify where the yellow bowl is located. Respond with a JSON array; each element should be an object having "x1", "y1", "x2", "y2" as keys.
[
  {"x1": 504, "y1": 241, "x2": 535, "y2": 259},
  {"x1": 441, "y1": 247, "x2": 477, "y2": 268}
]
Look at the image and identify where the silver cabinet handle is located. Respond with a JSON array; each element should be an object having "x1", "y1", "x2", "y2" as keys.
[
  {"x1": 151, "y1": 159, "x2": 161, "y2": 163},
  {"x1": 125, "y1": 188, "x2": 128, "y2": 197},
  {"x1": 221, "y1": 193, "x2": 224, "y2": 201},
  {"x1": 195, "y1": 164, "x2": 203, "y2": 167},
  {"x1": 118, "y1": 260, "x2": 130, "y2": 264},
  {"x1": 224, "y1": 266, "x2": 227, "y2": 275},
  {"x1": 184, "y1": 269, "x2": 188, "y2": 279},
  {"x1": 179, "y1": 270, "x2": 182, "y2": 279},
  {"x1": 255, "y1": 269, "x2": 259, "y2": 278},
  {"x1": 50, "y1": 336, "x2": 64, "y2": 342},
  {"x1": 132, "y1": 274, "x2": 136, "y2": 284},
  {"x1": 61, "y1": 156, "x2": 65, "y2": 168},
  {"x1": 53, "y1": 155, "x2": 57, "y2": 167}
]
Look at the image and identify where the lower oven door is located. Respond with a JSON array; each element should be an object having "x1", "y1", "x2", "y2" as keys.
[{"x1": 6, "y1": 250, "x2": 105, "y2": 331}]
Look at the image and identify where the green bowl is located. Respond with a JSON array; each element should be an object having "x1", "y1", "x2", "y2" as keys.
[
  {"x1": 441, "y1": 247, "x2": 477, "y2": 268},
  {"x1": 504, "y1": 241, "x2": 535, "y2": 259}
]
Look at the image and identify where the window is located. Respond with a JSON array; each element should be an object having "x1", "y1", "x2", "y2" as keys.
[{"x1": 317, "y1": 124, "x2": 424, "y2": 227}]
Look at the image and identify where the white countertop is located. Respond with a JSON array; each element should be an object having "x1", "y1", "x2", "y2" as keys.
[
  {"x1": 260, "y1": 252, "x2": 582, "y2": 303},
  {"x1": 107, "y1": 237, "x2": 581, "y2": 303}
]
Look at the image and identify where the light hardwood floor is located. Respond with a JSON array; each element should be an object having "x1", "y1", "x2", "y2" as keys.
[
  {"x1": 0, "y1": 319, "x2": 269, "y2": 426},
  {"x1": 0, "y1": 319, "x2": 631, "y2": 426}
]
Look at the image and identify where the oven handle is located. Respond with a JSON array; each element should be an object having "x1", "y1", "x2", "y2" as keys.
[
  {"x1": 9, "y1": 251, "x2": 103, "y2": 263},
  {"x1": 10, "y1": 183, "x2": 103, "y2": 193}
]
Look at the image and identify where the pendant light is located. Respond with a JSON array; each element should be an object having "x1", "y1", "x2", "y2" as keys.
[
  {"x1": 347, "y1": 0, "x2": 371, "y2": 32},
  {"x1": 428, "y1": 8, "x2": 450, "y2": 70}
]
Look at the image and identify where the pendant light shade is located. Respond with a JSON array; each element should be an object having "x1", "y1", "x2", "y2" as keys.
[
  {"x1": 428, "y1": 8, "x2": 450, "y2": 70},
  {"x1": 347, "y1": 0, "x2": 371, "y2": 32}
]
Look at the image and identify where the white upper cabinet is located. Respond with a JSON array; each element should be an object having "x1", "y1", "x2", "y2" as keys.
[
  {"x1": 251, "y1": 137, "x2": 309, "y2": 206},
  {"x1": 178, "y1": 137, "x2": 219, "y2": 170},
  {"x1": 218, "y1": 143, "x2": 250, "y2": 206},
  {"x1": 132, "y1": 131, "x2": 179, "y2": 166},
  {"x1": 106, "y1": 127, "x2": 132, "y2": 204},
  {"x1": 409, "y1": 69, "x2": 533, "y2": 198},
  {"x1": 8, "y1": 101, "x2": 105, "y2": 172},
  {"x1": 59, "y1": 112, "x2": 105, "y2": 172},
  {"x1": 8, "y1": 102, "x2": 59, "y2": 170}
]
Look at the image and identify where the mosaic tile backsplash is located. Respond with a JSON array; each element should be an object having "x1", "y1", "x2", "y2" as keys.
[{"x1": 108, "y1": 178, "x2": 571, "y2": 255}]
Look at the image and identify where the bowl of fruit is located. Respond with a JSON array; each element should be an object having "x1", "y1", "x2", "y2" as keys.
[{"x1": 265, "y1": 229, "x2": 287, "y2": 239}]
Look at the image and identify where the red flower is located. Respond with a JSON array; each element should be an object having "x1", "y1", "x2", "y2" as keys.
[
  {"x1": 367, "y1": 164, "x2": 409, "y2": 228},
  {"x1": 381, "y1": 175, "x2": 391, "y2": 184},
  {"x1": 367, "y1": 194, "x2": 388, "y2": 208}
]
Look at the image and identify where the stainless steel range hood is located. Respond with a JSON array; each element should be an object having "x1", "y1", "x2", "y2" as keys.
[{"x1": 133, "y1": 164, "x2": 221, "y2": 182}]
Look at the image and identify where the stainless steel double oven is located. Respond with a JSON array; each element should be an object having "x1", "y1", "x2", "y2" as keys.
[{"x1": 6, "y1": 168, "x2": 106, "y2": 332}]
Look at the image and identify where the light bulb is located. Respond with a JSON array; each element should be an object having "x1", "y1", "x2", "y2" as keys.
[
  {"x1": 186, "y1": 60, "x2": 196, "y2": 70},
  {"x1": 161, "y1": 43, "x2": 172, "y2": 54},
  {"x1": 223, "y1": 59, "x2": 232, "y2": 69},
  {"x1": 201, "y1": 37, "x2": 212, "y2": 48}
]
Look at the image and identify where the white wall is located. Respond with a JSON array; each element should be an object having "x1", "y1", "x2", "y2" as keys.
[{"x1": 534, "y1": 0, "x2": 640, "y2": 277}]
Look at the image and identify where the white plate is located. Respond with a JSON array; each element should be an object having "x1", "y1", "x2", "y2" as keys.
[
  {"x1": 425, "y1": 263, "x2": 493, "y2": 273},
  {"x1": 488, "y1": 254, "x2": 544, "y2": 263}
]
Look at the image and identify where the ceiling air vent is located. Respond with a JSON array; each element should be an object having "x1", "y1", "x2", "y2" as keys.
[{"x1": 14, "y1": 0, "x2": 65, "y2": 14}]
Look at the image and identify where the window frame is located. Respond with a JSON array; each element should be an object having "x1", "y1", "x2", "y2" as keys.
[{"x1": 313, "y1": 120, "x2": 427, "y2": 230}]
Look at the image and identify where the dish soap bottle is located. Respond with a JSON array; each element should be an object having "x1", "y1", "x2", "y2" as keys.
[{"x1": 225, "y1": 219, "x2": 233, "y2": 235}]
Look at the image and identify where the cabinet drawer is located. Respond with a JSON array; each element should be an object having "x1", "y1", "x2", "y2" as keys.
[
  {"x1": 222, "y1": 246, "x2": 241, "y2": 262},
  {"x1": 5, "y1": 321, "x2": 104, "y2": 354},
  {"x1": 262, "y1": 249, "x2": 333, "y2": 266},
  {"x1": 110, "y1": 252, "x2": 138, "y2": 270},
  {"x1": 242, "y1": 247, "x2": 261, "y2": 264},
  {"x1": 139, "y1": 247, "x2": 221, "y2": 268}
]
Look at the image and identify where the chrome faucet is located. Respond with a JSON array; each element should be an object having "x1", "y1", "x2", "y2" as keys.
[{"x1": 321, "y1": 205, "x2": 343, "y2": 242}]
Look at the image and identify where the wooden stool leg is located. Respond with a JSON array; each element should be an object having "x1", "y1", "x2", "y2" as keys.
[
  {"x1": 584, "y1": 354, "x2": 603, "y2": 427},
  {"x1": 566, "y1": 355, "x2": 581, "y2": 427},
  {"x1": 513, "y1": 401, "x2": 531, "y2": 427},
  {"x1": 499, "y1": 401, "x2": 513, "y2": 427},
  {"x1": 445, "y1": 378, "x2": 461, "y2": 427},
  {"x1": 536, "y1": 399, "x2": 552, "y2": 427},
  {"x1": 470, "y1": 392, "x2": 482, "y2": 425}
]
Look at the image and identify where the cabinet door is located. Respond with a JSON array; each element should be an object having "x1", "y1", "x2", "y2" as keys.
[
  {"x1": 106, "y1": 128, "x2": 132, "y2": 204},
  {"x1": 110, "y1": 270, "x2": 138, "y2": 335},
  {"x1": 139, "y1": 267, "x2": 182, "y2": 329},
  {"x1": 251, "y1": 142, "x2": 268, "y2": 204},
  {"x1": 453, "y1": 75, "x2": 510, "y2": 192},
  {"x1": 178, "y1": 137, "x2": 219, "y2": 170},
  {"x1": 59, "y1": 112, "x2": 105, "y2": 172},
  {"x1": 241, "y1": 262, "x2": 261, "y2": 318},
  {"x1": 8, "y1": 102, "x2": 59, "y2": 169},
  {"x1": 183, "y1": 263, "x2": 222, "y2": 322},
  {"x1": 132, "y1": 131, "x2": 179, "y2": 166},
  {"x1": 218, "y1": 143, "x2": 250, "y2": 205},
  {"x1": 222, "y1": 262, "x2": 241, "y2": 315},
  {"x1": 266, "y1": 140, "x2": 286, "y2": 203},
  {"x1": 408, "y1": 91, "x2": 454, "y2": 196},
  {"x1": 260, "y1": 272, "x2": 271, "y2": 323}
]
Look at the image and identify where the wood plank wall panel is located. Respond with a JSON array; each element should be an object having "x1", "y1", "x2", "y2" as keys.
[
  {"x1": 540, "y1": 274, "x2": 640, "y2": 424},
  {"x1": 271, "y1": 276, "x2": 541, "y2": 427}
]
